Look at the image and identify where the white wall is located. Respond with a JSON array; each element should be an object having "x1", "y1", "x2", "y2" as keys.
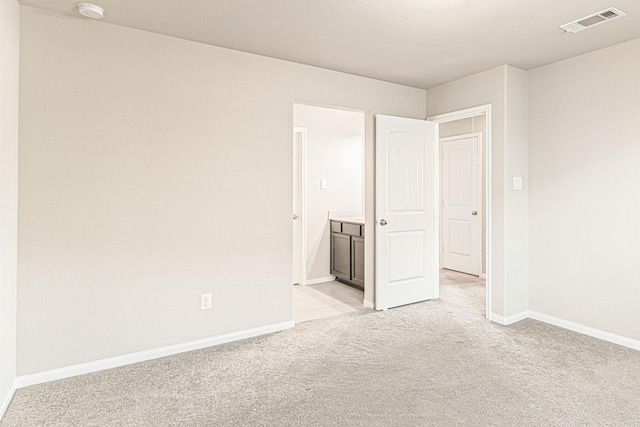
[
  {"x1": 0, "y1": 0, "x2": 19, "y2": 416},
  {"x1": 17, "y1": 6, "x2": 426, "y2": 375},
  {"x1": 426, "y1": 65, "x2": 529, "y2": 320},
  {"x1": 529, "y1": 38, "x2": 640, "y2": 341},
  {"x1": 294, "y1": 104, "x2": 364, "y2": 283},
  {"x1": 504, "y1": 67, "x2": 529, "y2": 316}
]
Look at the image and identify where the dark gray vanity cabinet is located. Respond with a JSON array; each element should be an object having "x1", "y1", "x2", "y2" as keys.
[{"x1": 330, "y1": 220, "x2": 364, "y2": 289}]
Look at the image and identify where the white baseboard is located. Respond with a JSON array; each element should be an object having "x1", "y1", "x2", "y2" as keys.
[
  {"x1": 489, "y1": 310, "x2": 529, "y2": 325},
  {"x1": 15, "y1": 320, "x2": 294, "y2": 389},
  {"x1": 528, "y1": 311, "x2": 640, "y2": 352},
  {"x1": 304, "y1": 275, "x2": 336, "y2": 285},
  {"x1": 363, "y1": 299, "x2": 374, "y2": 309},
  {"x1": 0, "y1": 380, "x2": 16, "y2": 421}
]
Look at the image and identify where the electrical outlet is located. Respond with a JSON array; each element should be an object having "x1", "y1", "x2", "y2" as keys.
[{"x1": 200, "y1": 293, "x2": 212, "y2": 311}]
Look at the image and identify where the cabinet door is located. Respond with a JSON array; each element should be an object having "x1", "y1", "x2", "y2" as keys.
[
  {"x1": 331, "y1": 232, "x2": 351, "y2": 282},
  {"x1": 342, "y1": 223, "x2": 362, "y2": 237},
  {"x1": 351, "y1": 236, "x2": 365, "y2": 287}
]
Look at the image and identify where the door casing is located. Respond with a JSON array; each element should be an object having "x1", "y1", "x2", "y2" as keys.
[
  {"x1": 292, "y1": 127, "x2": 307, "y2": 286},
  {"x1": 430, "y1": 105, "x2": 492, "y2": 319}
]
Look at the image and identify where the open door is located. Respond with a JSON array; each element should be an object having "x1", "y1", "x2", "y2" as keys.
[
  {"x1": 441, "y1": 133, "x2": 481, "y2": 276},
  {"x1": 375, "y1": 115, "x2": 438, "y2": 310},
  {"x1": 292, "y1": 127, "x2": 306, "y2": 286}
]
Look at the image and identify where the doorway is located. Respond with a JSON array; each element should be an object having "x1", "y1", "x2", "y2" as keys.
[
  {"x1": 430, "y1": 105, "x2": 492, "y2": 318},
  {"x1": 440, "y1": 131, "x2": 483, "y2": 277},
  {"x1": 292, "y1": 102, "x2": 369, "y2": 323}
]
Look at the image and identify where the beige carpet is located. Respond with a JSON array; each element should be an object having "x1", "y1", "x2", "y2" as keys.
[{"x1": 2, "y1": 276, "x2": 640, "y2": 426}]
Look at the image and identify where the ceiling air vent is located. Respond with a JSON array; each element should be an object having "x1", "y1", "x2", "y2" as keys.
[{"x1": 560, "y1": 7, "x2": 626, "y2": 33}]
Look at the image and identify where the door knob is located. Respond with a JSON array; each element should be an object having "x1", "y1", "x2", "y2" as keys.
[
  {"x1": 379, "y1": 219, "x2": 388, "y2": 226},
  {"x1": 471, "y1": 211, "x2": 478, "y2": 216}
]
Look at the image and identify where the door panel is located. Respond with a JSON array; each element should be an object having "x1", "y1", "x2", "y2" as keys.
[
  {"x1": 442, "y1": 135, "x2": 480, "y2": 276},
  {"x1": 388, "y1": 132, "x2": 425, "y2": 213},
  {"x1": 449, "y1": 220, "x2": 471, "y2": 255},
  {"x1": 388, "y1": 230, "x2": 424, "y2": 283},
  {"x1": 376, "y1": 115, "x2": 438, "y2": 310}
]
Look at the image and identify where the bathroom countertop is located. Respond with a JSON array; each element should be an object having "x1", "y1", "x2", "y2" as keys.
[{"x1": 329, "y1": 216, "x2": 365, "y2": 225}]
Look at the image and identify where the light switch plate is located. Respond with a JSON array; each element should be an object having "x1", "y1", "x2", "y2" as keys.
[
  {"x1": 513, "y1": 177, "x2": 523, "y2": 191},
  {"x1": 320, "y1": 179, "x2": 327, "y2": 190},
  {"x1": 200, "y1": 293, "x2": 212, "y2": 311}
]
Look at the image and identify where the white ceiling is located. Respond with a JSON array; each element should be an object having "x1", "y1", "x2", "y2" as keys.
[{"x1": 18, "y1": 0, "x2": 640, "y2": 89}]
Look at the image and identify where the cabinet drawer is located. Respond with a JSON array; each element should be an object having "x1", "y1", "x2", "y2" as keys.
[
  {"x1": 341, "y1": 223, "x2": 362, "y2": 237},
  {"x1": 330, "y1": 221, "x2": 342, "y2": 233}
]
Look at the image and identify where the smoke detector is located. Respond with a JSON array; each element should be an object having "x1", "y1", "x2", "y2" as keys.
[
  {"x1": 560, "y1": 7, "x2": 625, "y2": 33},
  {"x1": 77, "y1": 3, "x2": 105, "y2": 19}
]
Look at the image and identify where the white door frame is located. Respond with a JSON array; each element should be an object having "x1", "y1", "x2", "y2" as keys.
[
  {"x1": 429, "y1": 105, "x2": 492, "y2": 319},
  {"x1": 293, "y1": 127, "x2": 307, "y2": 286},
  {"x1": 439, "y1": 132, "x2": 483, "y2": 277}
]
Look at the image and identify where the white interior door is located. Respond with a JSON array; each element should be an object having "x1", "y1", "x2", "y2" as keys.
[
  {"x1": 292, "y1": 127, "x2": 306, "y2": 285},
  {"x1": 441, "y1": 134, "x2": 480, "y2": 276},
  {"x1": 375, "y1": 115, "x2": 438, "y2": 310}
]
